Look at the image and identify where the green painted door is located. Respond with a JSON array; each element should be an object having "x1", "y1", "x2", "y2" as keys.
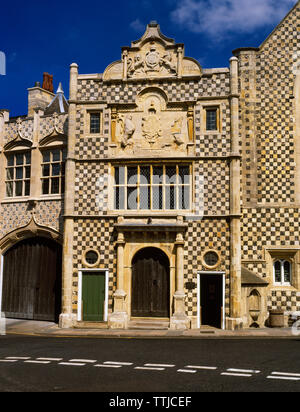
[{"x1": 82, "y1": 272, "x2": 106, "y2": 321}]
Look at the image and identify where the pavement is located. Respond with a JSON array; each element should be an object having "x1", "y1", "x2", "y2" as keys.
[{"x1": 1, "y1": 318, "x2": 299, "y2": 338}]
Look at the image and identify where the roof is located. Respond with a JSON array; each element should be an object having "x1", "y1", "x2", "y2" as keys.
[
  {"x1": 241, "y1": 267, "x2": 269, "y2": 286},
  {"x1": 44, "y1": 83, "x2": 69, "y2": 116}
]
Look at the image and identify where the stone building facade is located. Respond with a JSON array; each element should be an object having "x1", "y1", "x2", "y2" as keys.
[{"x1": 1, "y1": 2, "x2": 300, "y2": 330}]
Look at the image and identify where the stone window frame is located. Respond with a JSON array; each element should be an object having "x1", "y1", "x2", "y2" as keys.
[
  {"x1": 83, "y1": 249, "x2": 101, "y2": 268},
  {"x1": 84, "y1": 106, "x2": 104, "y2": 136},
  {"x1": 40, "y1": 147, "x2": 67, "y2": 196},
  {"x1": 5, "y1": 150, "x2": 32, "y2": 199},
  {"x1": 198, "y1": 100, "x2": 225, "y2": 135},
  {"x1": 202, "y1": 249, "x2": 221, "y2": 270},
  {"x1": 39, "y1": 133, "x2": 67, "y2": 200},
  {"x1": 266, "y1": 248, "x2": 300, "y2": 290}
]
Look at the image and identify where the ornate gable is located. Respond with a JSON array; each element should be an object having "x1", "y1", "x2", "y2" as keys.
[{"x1": 103, "y1": 22, "x2": 202, "y2": 81}]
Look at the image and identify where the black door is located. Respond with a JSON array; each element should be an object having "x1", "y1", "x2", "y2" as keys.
[
  {"x1": 132, "y1": 248, "x2": 170, "y2": 318},
  {"x1": 1, "y1": 237, "x2": 62, "y2": 322},
  {"x1": 201, "y1": 275, "x2": 223, "y2": 328}
]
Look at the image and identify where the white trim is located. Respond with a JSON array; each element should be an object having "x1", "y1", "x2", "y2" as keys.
[
  {"x1": 197, "y1": 271, "x2": 225, "y2": 330},
  {"x1": 77, "y1": 269, "x2": 109, "y2": 322}
]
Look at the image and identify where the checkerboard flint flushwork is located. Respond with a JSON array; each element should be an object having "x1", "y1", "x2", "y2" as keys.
[
  {"x1": 254, "y1": 6, "x2": 300, "y2": 204},
  {"x1": 72, "y1": 218, "x2": 117, "y2": 313},
  {"x1": 76, "y1": 73, "x2": 230, "y2": 104},
  {"x1": 184, "y1": 219, "x2": 231, "y2": 317}
]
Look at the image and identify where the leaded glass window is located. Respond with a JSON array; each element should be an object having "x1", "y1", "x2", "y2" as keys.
[
  {"x1": 41, "y1": 148, "x2": 66, "y2": 195},
  {"x1": 273, "y1": 260, "x2": 292, "y2": 286},
  {"x1": 6, "y1": 152, "x2": 31, "y2": 197},
  {"x1": 113, "y1": 164, "x2": 191, "y2": 211}
]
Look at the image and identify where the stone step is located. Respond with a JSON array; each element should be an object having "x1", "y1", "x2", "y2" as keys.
[{"x1": 129, "y1": 320, "x2": 170, "y2": 330}]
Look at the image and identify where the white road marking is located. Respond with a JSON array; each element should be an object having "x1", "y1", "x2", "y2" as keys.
[
  {"x1": 103, "y1": 361, "x2": 133, "y2": 366},
  {"x1": 0, "y1": 359, "x2": 18, "y2": 363},
  {"x1": 5, "y1": 357, "x2": 31, "y2": 360},
  {"x1": 36, "y1": 358, "x2": 63, "y2": 362},
  {"x1": 144, "y1": 363, "x2": 175, "y2": 368},
  {"x1": 227, "y1": 368, "x2": 260, "y2": 374},
  {"x1": 271, "y1": 372, "x2": 300, "y2": 378},
  {"x1": 186, "y1": 365, "x2": 217, "y2": 370},
  {"x1": 177, "y1": 369, "x2": 197, "y2": 374},
  {"x1": 267, "y1": 376, "x2": 300, "y2": 381},
  {"x1": 221, "y1": 372, "x2": 252, "y2": 377},
  {"x1": 94, "y1": 364, "x2": 122, "y2": 369},
  {"x1": 69, "y1": 359, "x2": 97, "y2": 363},
  {"x1": 58, "y1": 362, "x2": 86, "y2": 366},
  {"x1": 24, "y1": 360, "x2": 50, "y2": 364},
  {"x1": 134, "y1": 367, "x2": 165, "y2": 371}
]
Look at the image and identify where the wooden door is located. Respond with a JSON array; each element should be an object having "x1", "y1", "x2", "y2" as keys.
[
  {"x1": 1, "y1": 237, "x2": 62, "y2": 322},
  {"x1": 82, "y1": 272, "x2": 106, "y2": 322},
  {"x1": 131, "y1": 248, "x2": 170, "y2": 318}
]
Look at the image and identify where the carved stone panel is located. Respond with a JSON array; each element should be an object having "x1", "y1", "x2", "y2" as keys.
[{"x1": 110, "y1": 88, "x2": 194, "y2": 158}]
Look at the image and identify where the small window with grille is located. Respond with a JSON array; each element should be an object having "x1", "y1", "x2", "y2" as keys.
[
  {"x1": 6, "y1": 152, "x2": 31, "y2": 197},
  {"x1": 206, "y1": 108, "x2": 219, "y2": 131},
  {"x1": 90, "y1": 112, "x2": 101, "y2": 134},
  {"x1": 41, "y1": 148, "x2": 66, "y2": 195},
  {"x1": 113, "y1": 164, "x2": 191, "y2": 211},
  {"x1": 203, "y1": 251, "x2": 220, "y2": 268}
]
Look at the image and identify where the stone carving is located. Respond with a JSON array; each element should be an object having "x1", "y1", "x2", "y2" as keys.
[
  {"x1": 145, "y1": 46, "x2": 161, "y2": 72},
  {"x1": 128, "y1": 54, "x2": 145, "y2": 77},
  {"x1": 109, "y1": 89, "x2": 194, "y2": 158},
  {"x1": 142, "y1": 102, "x2": 162, "y2": 145},
  {"x1": 127, "y1": 46, "x2": 177, "y2": 79},
  {"x1": 171, "y1": 117, "x2": 185, "y2": 146},
  {"x1": 119, "y1": 115, "x2": 136, "y2": 148},
  {"x1": 103, "y1": 23, "x2": 202, "y2": 81},
  {"x1": 161, "y1": 52, "x2": 177, "y2": 75}
]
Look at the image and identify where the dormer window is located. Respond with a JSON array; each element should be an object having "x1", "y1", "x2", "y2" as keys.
[{"x1": 5, "y1": 152, "x2": 31, "y2": 197}]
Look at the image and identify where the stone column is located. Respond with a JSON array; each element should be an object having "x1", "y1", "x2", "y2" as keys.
[
  {"x1": 170, "y1": 231, "x2": 190, "y2": 330},
  {"x1": 59, "y1": 63, "x2": 78, "y2": 329},
  {"x1": 0, "y1": 110, "x2": 9, "y2": 201},
  {"x1": 177, "y1": 46, "x2": 183, "y2": 78},
  {"x1": 227, "y1": 57, "x2": 243, "y2": 330},
  {"x1": 30, "y1": 109, "x2": 43, "y2": 201},
  {"x1": 122, "y1": 50, "x2": 128, "y2": 81},
  {"x1": 108, "y1": 229, "x2": 128, "y2": 329}
]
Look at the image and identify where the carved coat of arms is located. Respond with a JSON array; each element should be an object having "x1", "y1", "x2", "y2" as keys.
[
  {"x1": 142, "y1": 103, "x2": 162, "y2": 145},
  {"x1": 145, "y1": 47, "x2": 160, "y2": 72}
]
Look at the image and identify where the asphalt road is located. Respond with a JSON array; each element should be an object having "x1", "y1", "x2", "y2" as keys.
[{"x1": 0, "y1": 335, "x2": 299, "y2": 395}]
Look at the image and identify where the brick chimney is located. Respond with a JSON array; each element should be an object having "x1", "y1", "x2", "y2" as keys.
[
  {"x1": 42, "y1": 73, "x2": 54, "y2": 93},
  {"x1": 27, "y1": 75, "x2": 55, "y2": 117}
]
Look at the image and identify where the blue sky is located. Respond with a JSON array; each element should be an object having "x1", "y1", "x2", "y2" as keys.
[{"x1": 0, "y1": 0, "x2": 297, "y2": 116}]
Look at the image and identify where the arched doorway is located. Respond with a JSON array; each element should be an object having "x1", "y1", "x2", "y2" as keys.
[
  {"x1": 1, "y1": 237, "x2": 62, "y2": 322},
  {"x1": 131, "y1": 247, "x2": 170, "y2": 318}
]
